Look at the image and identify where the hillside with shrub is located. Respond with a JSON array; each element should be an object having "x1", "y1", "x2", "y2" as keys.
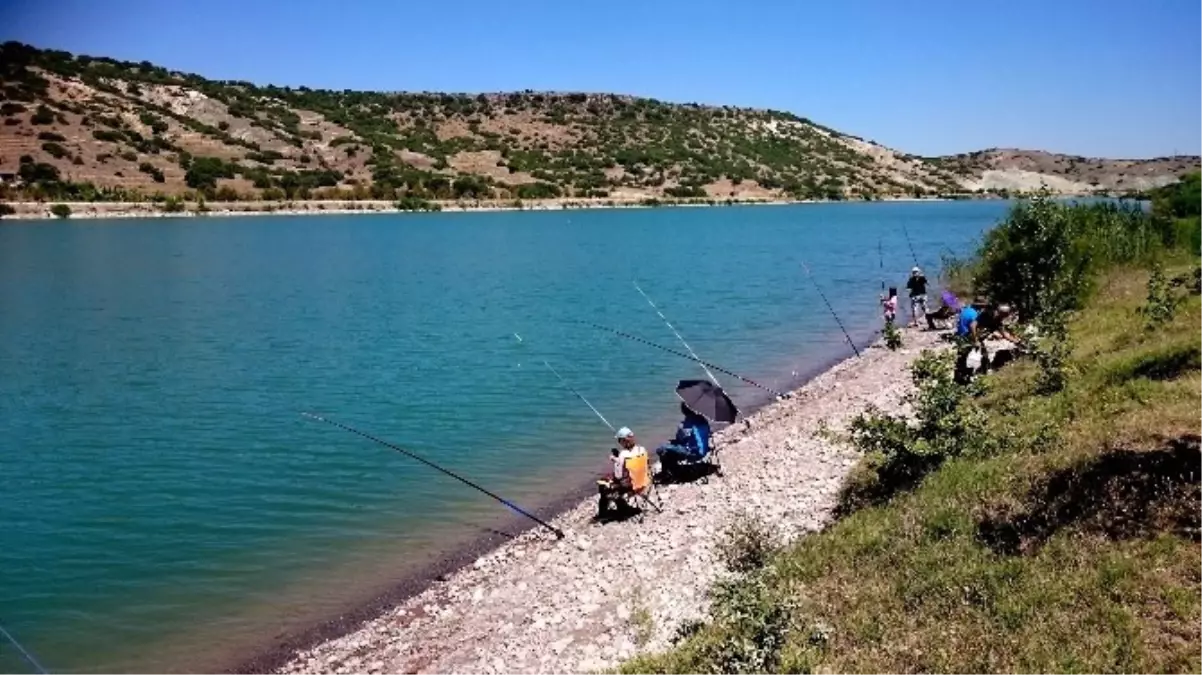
[
  {"x1": 623, "y1": 185, "x2": 1201, "y2": 673},
  {"x1": 1, "y1": 41, "x2": 1195, "y2": 207}
]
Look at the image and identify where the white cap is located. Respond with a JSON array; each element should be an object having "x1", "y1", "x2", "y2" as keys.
[
  {"x1": 615, "y1": 427, "x2": 634, "y2": 440},
  {"x1": 911, "y1": 266, "x2": 921, "y2": 273}
]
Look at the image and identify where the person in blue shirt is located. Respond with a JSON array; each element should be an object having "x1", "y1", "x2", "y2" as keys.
[
  {"x1": 655, "y1": 403, "x2": 711, "y2": 481},
  {"x1": 955, "y1": 297, "x2": 985, "y2": 384}
]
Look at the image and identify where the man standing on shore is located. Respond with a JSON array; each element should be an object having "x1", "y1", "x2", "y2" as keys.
[{"x1": 906, "y1": 267, "x2": 929, "y2": 328}]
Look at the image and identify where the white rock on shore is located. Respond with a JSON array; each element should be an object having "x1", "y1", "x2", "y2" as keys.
[{"x1": 278, "y1": 328, "x2": 946, "y2": 674}]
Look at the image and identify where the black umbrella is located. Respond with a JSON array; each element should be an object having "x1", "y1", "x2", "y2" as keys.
[{"x1": 676, "y1": 379, "x2": 739, "y2": 424}]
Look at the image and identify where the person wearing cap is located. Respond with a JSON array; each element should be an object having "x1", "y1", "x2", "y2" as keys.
[
  {"x1": 905, "y1": 266, "x2": 929, "y2": 328},
  {"x1": 596, "y1": 427, "x2": 647, "y2": 519},
  {"x1": 655, "y1": 402, "x2": 712, "y2": 482}
]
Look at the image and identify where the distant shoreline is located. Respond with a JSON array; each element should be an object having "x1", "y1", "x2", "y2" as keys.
[{"x1": 0, "y1": 195, "x2": 982, "y2": 221}]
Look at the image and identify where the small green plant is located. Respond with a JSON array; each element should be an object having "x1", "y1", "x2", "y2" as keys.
[
  {"x1": 49, "y1": 203, "x2": 71, "y2": 218},
  {"x1": 715, "y1": 512, "x2": 779, "y2": 574},
  {"x1": 161, "y1": 196, "x2": 185, "y2": 213},
  {"x1": 1140, "y1": 260, "x2": 1183, "y2": 330},
  {"x1": 627, "y1": 586, "x2": 655, "y2": 648},
  {"x1": 883, "y1": 321, "x2": 903, "y2": 350}
]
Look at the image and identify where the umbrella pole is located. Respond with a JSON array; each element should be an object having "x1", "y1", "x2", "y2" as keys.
[
  {"x1": 301, "y1": 413, "x2": 565, "y2": 539},
  {"x1": 632, "y1": 280, "x2": 719, "y2": 385}
]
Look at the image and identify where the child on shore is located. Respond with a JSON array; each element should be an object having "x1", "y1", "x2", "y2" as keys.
[{"x1": 881, "y1": 286, "x2": 898, "y2": 327}]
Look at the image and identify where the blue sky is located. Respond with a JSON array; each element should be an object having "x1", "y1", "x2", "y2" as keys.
[{"x1": 2, "y1": 0, "x2": 1198, "y2": 158}]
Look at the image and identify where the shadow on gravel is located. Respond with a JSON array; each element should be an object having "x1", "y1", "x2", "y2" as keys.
[{"x1": 977, "y1": 435, "x2": 1201, "y2": 556}]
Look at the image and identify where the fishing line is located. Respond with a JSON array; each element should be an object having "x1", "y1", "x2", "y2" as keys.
[
  {"x1": 631, "y1": 280, "x2": 719, "y2": 385},
  {"x1": 0, "y1": 621, "x2": 47, "y2": 674},
  {"x1": 800, "y1": 261, "x2": 862, "y2": 359},
  {"x1": 900, "y1": 220, "x2": 920, "y2": 267},
  {"x1": 578, "y1": 321, "x2": 789, "y2": 399},
  {"x1": 513, "y1": 333, "x2": 615, "y2": 432},
  {"x1": 301, "y1": 413, "x2": 564, "y2": 539}
]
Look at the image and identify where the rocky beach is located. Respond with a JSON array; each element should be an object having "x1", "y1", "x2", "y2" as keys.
[{"x1": 268, "y1": 328, "x2": 946, "y2": 675}]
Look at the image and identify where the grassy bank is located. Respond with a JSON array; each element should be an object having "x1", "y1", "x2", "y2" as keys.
[{"x1": 621, "y1": 188, "x2": 1201, "y2": 673}]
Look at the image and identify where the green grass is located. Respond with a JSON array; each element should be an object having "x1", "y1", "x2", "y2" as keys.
[{"x1": 622, "y1": 260, "x2": 1200, "y2": 674}]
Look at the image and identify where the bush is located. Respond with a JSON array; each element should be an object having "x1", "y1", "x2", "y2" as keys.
[
  {"x1": 0, "y1": 102, "x2": 27, "y2": 116},
  {"x1": 217, "y1": 120, "x2": 230, "y2": 131},
  {"x1": 37, "y1": 131, "x2": 66, "y2": 142},
  {"x1": 184, "y1": 156, "x2": 234, "y2": 190},
  {"x1": 41, "y1": 142, "x2": 69, "y2": 159},
  {"x1": 1140, "y1": 260, "x2": 1184, "y2": 330},
  {"x1": 31, "y1": 104, "x2": 55, "y2": 125},
  {"x1": 138, "y1": 162, "x2": 165, "y2": 183},
  {"x1": 161, "y1": 196, "x2": 185, "y2": 213},
  {"x1": 50, "y1": 203, "x2": 71, "y2": 218},
  {"x1": 883, "y1": 321, "x2": 903, "y2": 350},
  {"x1": 975, "y1": 187, "x2": 1170, "y2": 321},
  {"x1": 715, "y1": 513, "x2": 780, "y2": 574},
  {"x1": 92, "y1": 129, "x2": 125, "y2": 143},
  {"x1": 842, "y1": 350, "x2": 991, "y2": 510},
  {"x1": 0, "y1": 203, "x2": 16, "y2": 217}
]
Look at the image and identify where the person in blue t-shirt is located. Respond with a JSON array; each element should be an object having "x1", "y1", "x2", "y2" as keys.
[
  {"x1": 955, "y1": 298, "x2": 985, "y2": 384},
  {"x1": 655, "y1": 403, "x2": 711, "y2": 481}
]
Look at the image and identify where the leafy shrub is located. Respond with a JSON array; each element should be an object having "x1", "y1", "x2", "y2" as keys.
[
  {"x1": 715, "y1": 513, "x2": 780, "y2": 574},
  {"x1": 396, "y1": 195, "x2": 441, "y2": 211},
  {"x1": 217, "y1": 121, "x2": 230, "y2": 131},
  {"x1": 19, "y1": 161, "x2": 60, "y2": 184},
  {"x1": 92, "y1": 129, "x2": 124, "y2": 143},
  {"x1": 1140, "y1": 260, "x2": 1184, "y2": 330},
  {"x1": 49, "y1": 203, "x2": 71, "y2": 218},
  {"x1": 161, "y1": 196, "x2": 185, "y2": 213},
  {"x1": 842, "y1": 350, "x2": 991, "y2": 510},
  {"x1": 0, "y1": 102, "x2": 27, "y2": 116},
  {"x1": 31, "y1": 104, "x2": 55, "y2": 124},
  {"x1": 0, "y1": 203, "x2": 17, "y2": 217},
  {"x1": 883, "y1": 321, "x2": 903, "y2": 350},
  {"x1": 975, "y1": 187, "x2": 1173, "y2": 320},
  {"x1": 37, "y1": 131, "x2": 66, "y2": 142},
  {"x1": 184, "y1": 156, "x2": 234, "y2": 190},
  {"x1": 41, "y1": 142, "x2": 69, "y2": 159},
  {"x1": 138, "y1": 162, "x2": 165, "y2": 183},
  {"x1": 119, "y1": 151, "x2": 138, "y2": 162}
]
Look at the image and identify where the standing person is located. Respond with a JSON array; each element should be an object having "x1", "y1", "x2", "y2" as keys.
[
  {"x1": 880, "y1": 287, "x2": 899, "y2": 328},
  {"x1": 906, "y1": 267, "x2": 930, "y2": 328},
  {"x1": 596, "y1": 427, "x2": 647, "y2": 519},
  {"x1": 655, "y1": 403, "x2": 711, "y2": 481}
]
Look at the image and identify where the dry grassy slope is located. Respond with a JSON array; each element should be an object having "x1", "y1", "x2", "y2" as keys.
[
  {"x1": 930, "y1": 148, "x2": 1200, "y2": 193},
  {"x1": 1, "y1": 43, "x2": 1196, "y2": 202}
]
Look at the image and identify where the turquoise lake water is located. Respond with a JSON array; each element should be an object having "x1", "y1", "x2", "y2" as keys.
[{"x1": 0, "y1": 201, "x2": 1011, "y2": 673}]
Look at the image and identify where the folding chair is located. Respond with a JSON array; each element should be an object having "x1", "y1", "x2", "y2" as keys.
[{"x1": 622, "y1": 452, "x2": 662, "y2": 521}]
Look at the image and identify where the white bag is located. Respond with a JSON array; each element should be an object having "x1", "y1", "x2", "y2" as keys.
[{"x1": 965, "y1": 348, "x2": 983, "y2": 370}]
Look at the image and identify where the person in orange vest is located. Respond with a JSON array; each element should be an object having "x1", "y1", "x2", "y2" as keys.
[{"x1": 596, "y1": 427, "x2": 647, "y2": 519}]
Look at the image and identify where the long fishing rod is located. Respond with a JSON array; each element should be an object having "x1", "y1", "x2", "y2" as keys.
[
  {"x1": 513, "y1": 333, "x2": 615, "y2": 431},
  {"x1": 632, "y1": 281, "x2": 719, "y2": 385},
  {"x1": 800, "y1": 261, "x2": 861, "y2": 358},
  {"x1": 900, "y1": 221, "x2": 919, "y2": 267},
  {"x1": 878, "y1": 238, "x2": 885, "y2": 292},
  {"x1": 579, "y1": 321, "x2": 790, "y2": 399},
  {"x1": 301, "y1": 413, "x2": 564, "y2": 539},
  {"x1": 0, "y1": 621, "x2": 47, "y2": 674}
]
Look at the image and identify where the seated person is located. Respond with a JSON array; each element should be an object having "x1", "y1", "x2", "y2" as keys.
[
  {"x1": 926, "y1": 290, "x2": 961, "y2": 330},
  {"x1": 655, "y1": 403, "x2": 711, "y2": 480},
  {"x1": 597, "y1": 427, "x2": 646, "y2": 519}
]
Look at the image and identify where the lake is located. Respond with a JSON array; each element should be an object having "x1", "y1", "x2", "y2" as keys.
[{"x1": 0, "y1": 201, "x2": 1010, "y2": 672}]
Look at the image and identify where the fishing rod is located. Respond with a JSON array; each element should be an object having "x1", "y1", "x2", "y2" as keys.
[
  {"x1": 578, "y1": 321, "x2": 790, "y2": 399},
  {"x1": 800, "y1": 261, "x2": 861, "y2": 359},
  {"x1": 301, "y1": 413, "x2": 564, "y2": 539},
  {"x1": 878, "y1": 238, "x2": 885, "y2": 292},
  {"x1": 0, "y1": 620, "x2": 47, "y2": 674},
  {"x1": 513, "y1": 333, "x2": 615, "y2": 431},
  {"x1": 900, "y1": 221, "x2": 919, "y2": 267},
  {"x1": 632, "y1": 281, "x2": 719, "y2": 385}
]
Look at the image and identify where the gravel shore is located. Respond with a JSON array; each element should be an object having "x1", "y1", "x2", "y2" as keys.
[{"x1": 275, "y1": 328, "x2": 945, "y2": 674}]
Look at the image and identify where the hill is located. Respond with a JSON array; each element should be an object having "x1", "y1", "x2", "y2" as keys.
[
  {"x1": 927, "y1": 148, "x2": 1199, "y2": 195},
  {"x1": 0, "y1": 41, "x2": 1197, "y2": 208}
]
